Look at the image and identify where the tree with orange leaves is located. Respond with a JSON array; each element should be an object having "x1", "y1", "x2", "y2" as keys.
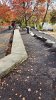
[
  {"x1": 33, "y1": 0, "x2": 51, "y2": 27},
  {"x1": 12, "y1": 0, "x2": 32, "y2": 26},
  {"x1": 0, "y1": 4, "x2": 17, "y2": 24},
  {"x1": 12, "y1": 0, "x2": 51, "y2": 27}
]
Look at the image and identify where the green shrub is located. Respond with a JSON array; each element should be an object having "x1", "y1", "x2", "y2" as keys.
[{"x1": 37, "y1": 25, "x2": 43, "y2": 30}]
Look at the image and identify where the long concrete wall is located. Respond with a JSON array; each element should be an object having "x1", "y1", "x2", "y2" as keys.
[{"x1": 0, "y1": 29, "x2": 28, "y2": 78}]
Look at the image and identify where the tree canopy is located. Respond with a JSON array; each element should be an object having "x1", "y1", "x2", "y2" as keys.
[{"x1": 0, "y1": 0, "x2": 53, "y2": 26}]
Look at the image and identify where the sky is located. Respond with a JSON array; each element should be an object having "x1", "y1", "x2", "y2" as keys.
[
  {"x1": 0, "y1": 0, "x2": 56, "y2": 9},
  {"x1": 51, "y1": 0, "x2": 56, "y2": 9},
  {"x1": 53, "y1": 0, "x2": 56, "y2": 2}
]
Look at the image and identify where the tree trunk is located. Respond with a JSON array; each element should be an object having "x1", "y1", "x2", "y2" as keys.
[
  {"x1": 25, "y1": 14, "x2": 27, "y2": 26},
  {"x1": 42, "y1": 2, "x2": 49, "y2": 27}
]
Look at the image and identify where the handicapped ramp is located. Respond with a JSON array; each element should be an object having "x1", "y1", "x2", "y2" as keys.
[{"x1": 0, "y1": 29, "x2": 28, "y2": 78}]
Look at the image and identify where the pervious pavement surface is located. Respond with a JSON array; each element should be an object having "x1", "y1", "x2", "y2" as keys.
[
  {"x1": 0, "y1": 30, "x2": 56, "y2": 100},
  {"x1": 0, "y1": 29, "x2": 12, "y2": 59}
]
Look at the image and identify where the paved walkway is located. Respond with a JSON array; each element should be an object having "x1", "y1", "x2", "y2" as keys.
[
  {"x1": 0, "y1": 30, "x2": 56, "y2": 100},
  {"x1": 0, "y1": 29, "x2": 12, "y2": 59}
]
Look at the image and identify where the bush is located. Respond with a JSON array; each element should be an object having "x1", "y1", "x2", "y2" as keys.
[
  {"x1": 21, "y1": 22, "x2": 26, "y2": 28},
  {"x1": 39, "y1": 25, "x2": 43, "y2": 30}
]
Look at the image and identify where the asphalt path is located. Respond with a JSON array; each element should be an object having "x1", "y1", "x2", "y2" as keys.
[{"x1": 0, "y1": 30, "x2": 56, "y2": 100}]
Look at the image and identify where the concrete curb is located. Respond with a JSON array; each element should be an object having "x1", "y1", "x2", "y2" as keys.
[
  {"x1": 30, "y1": 31, "x2": 47, "y2": 41},
  {"x1": 30, "y1": 31, "x2": 47, "y2": 42},
  {"x1": 38, "y1": 31, "x2": 56, "y2": 50},
  {"x1": 45, "y1": 40, "x2": 55, "y2": 47},
  {"x1": 0, "y1": 29, "x2": 28, "y2": 78},
  {"x1": 49, "y1": 44, "x2": 56, "y2": 52},
  {"x1": 30, "y1": 31, "x2": 56, "y2": 48}
]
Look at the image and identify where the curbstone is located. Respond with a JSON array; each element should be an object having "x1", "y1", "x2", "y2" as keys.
[
  {"x1": 33, "y1": 34, "x2": 47, "y2": 42},
  {"x1": 41, "y1": 37, "x2": 47, "y2": 42},
  {"x1": 45, "y1": 39, "x2": 55, "y2": 47},
  {"x1": 30, "y1": 31, "x2": 56, "y2": 49},
  {"x1": 30, "y1": 32, "x2": 47, "y2": 43},
  {"x1": 37, "y1": 36, "x2": 42, "y2": 40},
  {"x1": 30, "y1": 31, "x2": 34, "y2": 36},
  {"x1": 34, "y1": 35, "x2": 42, "y2": 40},
  {"x1": 34, "y1": 34, "x2": 37, "y2": 38},
  {"x1": 0, "y1": 29, "x2": 28, "y2": 78},
  {"x1": 49, "y1": 44, "x2": 56, "y2": 52}
]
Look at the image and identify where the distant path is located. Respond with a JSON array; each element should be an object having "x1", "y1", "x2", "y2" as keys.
[{"x1": 0, "y1": 29, "x2": 12, "y2": 59}]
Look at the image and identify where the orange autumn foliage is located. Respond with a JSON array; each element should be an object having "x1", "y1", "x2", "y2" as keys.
[
  {"x1": 0, "y1": 4, "x2": 17, "y2": 22},
  {"x1": 12, "y1": 0, "x2": 32, "y2": 21}
]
